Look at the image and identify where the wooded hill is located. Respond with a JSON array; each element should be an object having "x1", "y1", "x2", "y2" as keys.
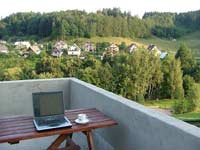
[{"x1": 0, "y1": 8, "x2": 200, "y2": 41}]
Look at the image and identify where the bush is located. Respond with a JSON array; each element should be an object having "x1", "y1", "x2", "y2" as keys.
[
  {"x1": 173, "y1": 99, "x2": 188, "y2": 114},
  {"x1": 173, "y1": 99, "x2": 196, "y2": 114},
  {"x1": 183, "y1": 75, "x2": 199, "y2": 111},
  {"x1": 136, "y1": 94, "x2": 145, "y2": 103}
]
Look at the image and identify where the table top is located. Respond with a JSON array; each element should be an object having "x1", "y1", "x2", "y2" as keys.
[{"x1": 0, "y1": 108, "x2": 117, "y2": 143}]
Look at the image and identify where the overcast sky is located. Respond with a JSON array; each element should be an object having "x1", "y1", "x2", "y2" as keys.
[{"x1": 0, "y1": 0, "x2": 199, "y2": 18}]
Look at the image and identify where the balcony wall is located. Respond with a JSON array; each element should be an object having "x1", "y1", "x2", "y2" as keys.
[
  {"x1": 0, "y1": 78, "x2": 200, "y2": 150},
  {"x1": 0, "y1": 78, "x2": 70, "y2": 150},
  {"x1": 70, "y1": 78, "x2": 200, "y2": 150}
]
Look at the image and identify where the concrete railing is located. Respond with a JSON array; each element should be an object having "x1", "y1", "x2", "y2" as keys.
[
  {"x1": 0, "y1": 78, "x2": 200, "y2": 150},
  {"x1": 0, "y1": 78, "x2": 71, "y2": 150},
  {"x1": 70, "y1": 78, "x2": 200, "y2": 150}
]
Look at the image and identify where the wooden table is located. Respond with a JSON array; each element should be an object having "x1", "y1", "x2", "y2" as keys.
[{"x1": 0, "y1": 108, "x2": 117, "y2": 150}]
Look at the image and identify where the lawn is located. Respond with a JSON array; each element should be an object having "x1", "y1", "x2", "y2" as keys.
[
  {"x1": 173, "y1": 112, "x2": 200, "y2": 121},
  {"x1": 144, "y1": 99, "x2": 174, "y2": 109},
  {"x1": 144, "y1": 99, "x2": 200, "y2": 127}
]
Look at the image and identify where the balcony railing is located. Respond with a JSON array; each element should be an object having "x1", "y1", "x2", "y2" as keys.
[{"x1": 0, "y1": 78, "x2": 200, "y2": 150}]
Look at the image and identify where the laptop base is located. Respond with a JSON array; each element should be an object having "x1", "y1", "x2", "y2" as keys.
[{"x1": 33, "y1": 117, "x2": 72, "y2": 131}]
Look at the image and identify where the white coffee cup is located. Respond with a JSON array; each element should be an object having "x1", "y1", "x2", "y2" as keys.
[{"x1": 78, "y1": 114, "x2": 88, "y2": 121}]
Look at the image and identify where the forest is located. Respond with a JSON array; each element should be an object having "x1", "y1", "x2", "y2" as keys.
[{"x1": 0, "y1": 8, "x2": 200, "y2": 41}]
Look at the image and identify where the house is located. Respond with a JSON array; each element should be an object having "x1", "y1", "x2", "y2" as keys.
[
  {"x1": 14, "y1": 41, "x2": 31, "y2": 49},
  {"x1": 128, "y1": 43, "x2": 138, "y2": 53},
  {"x1": 51, "y1": 49, "x2": 63, "y2": 57},
  {"x1": 54, "y1": 41, "x2": 68, "y2": 50},
  {"x1": 21, "y1": 52, "x2": 30, "y2": 58},
  {"x1": 147, "y1": 44, "x2": 161, "y2": 56},
  {"x1": 0, "y1": 40, "x2": 7, "y2": 44},
  {"x1": 82, "y1": 42, "x2": 96, "y2": 52},
  {"x1": 67, "y1": 44, "x2": 81, "y2": 56},
  {"x1": 20, "y1": 45, "x2": 41, "y2": 58},
  {"x1": 103, "y1": 43, "x2": 119, "y2": 57},
  {"x1": 0, "y1": 44, "x2": 8, "y2": 53},
  {"x1": 160, "y1": 52, "x2": 168, "y2": 59},
  {"x1": 28, "y1": 45, "x2": 41, "y2": 55}
]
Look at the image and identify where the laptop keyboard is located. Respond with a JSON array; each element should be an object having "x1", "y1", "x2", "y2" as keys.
[{"x1": 37, "y1": 118, "x2": 67, "y2": 126}]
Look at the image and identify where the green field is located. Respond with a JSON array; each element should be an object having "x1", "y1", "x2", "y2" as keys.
[
  {"x1": 70, "y1": 36, "x2": 146, "y2": 48},
  {"x1": 135, "y1": 31, "x2": 200, "y2": 56}
]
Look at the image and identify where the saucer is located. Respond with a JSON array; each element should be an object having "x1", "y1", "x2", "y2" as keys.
[{"x1": 75, "y1": 118, "x2": 90, "y2": 124}]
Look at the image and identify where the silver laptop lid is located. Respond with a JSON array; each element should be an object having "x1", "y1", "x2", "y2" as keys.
[{"x1": 32, "y1": 91, "x2": 64, "y2": 118}]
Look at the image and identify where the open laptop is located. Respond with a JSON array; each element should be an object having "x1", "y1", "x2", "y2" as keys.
[{"x1": 32, "y1": 91, "x2": 72, "y2": 131}]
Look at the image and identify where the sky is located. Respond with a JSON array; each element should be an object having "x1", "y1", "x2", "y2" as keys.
[{"x1": 0, "y1": 0, "x2": 199, "y2": 18}]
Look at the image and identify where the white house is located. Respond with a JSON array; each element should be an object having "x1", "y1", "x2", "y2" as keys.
[
  {"x1": 54, "y1": 41, "x2": 68, "y2": 50},
  {"x1": 103, "y1": 43, "x2": 119, "y2": 57},
  {"x1": 128, "y1": 43, "x2": 138, "y2": 53},
  {"x1": 82, "y1": 42, "x2": 96, "y2": 52},
  {"x1": 0, "y1": 44, "x2": 8, "y2": 54},
  {"x1": 147, "y1": 44, "x2": 161, "y2": 56},
  {"x1": 14, "y1": 41, "x2": 31, "y2": 49},
  {"x1": 68, "y1": 44, "x2": 81, "y2": 56},
  {"x1": 0, "y1": 40, "x2": 7, "y2": 44}
]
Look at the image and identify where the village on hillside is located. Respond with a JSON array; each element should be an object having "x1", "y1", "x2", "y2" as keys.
[{"x1": 0, "y1": 40, "x2": 168, "y2": 60}]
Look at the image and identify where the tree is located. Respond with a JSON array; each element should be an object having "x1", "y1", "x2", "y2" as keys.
[
  {"x1": 112, "y1": 49, "x2": 163, "y2": 102},
  {"x1": 192, "y1": 62, "x2": 200, "y2": 83},
  {"x1": 175, "y1": 44, "x2": 196, "y2": 75},
  {"x1": 35, "y1": 57, "x2": 64, "y2": 78},
  {"x1": 119, "y1": 42, "x2": 127, "y2": 51},
  {"x1": 170, "y1": 59, "x2": 184, "y2": 99},
  {"x1": 183, "y1": 75, "x2": 198, "y2": 111},
  {"x1": 2, "y1": 67, "x2": 22, "y2": 81}
]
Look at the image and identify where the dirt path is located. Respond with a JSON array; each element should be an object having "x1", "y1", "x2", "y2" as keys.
[{"x1": 149, "y1": 106, "x2": 172, "y2": 115}]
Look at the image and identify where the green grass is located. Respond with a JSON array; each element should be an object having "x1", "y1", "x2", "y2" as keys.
[
  {"x1": 173, "y1": 112, "x2": 200, "y2": 121},
  {"x1": 135, "y1": 36, "x2": 179, "y2": 52},
  {"x1": 135, "y1": 31, "x2": 200, "y2": 56},
  {"x1": 144, "y1": 99, "x2": 174, "y2": 109},
  {"x1": 70, "y1": 36, "x2": 145, "y2": 46},
  {"x1": 144, "y1": 99, "x2": 200, "y2": 127}
]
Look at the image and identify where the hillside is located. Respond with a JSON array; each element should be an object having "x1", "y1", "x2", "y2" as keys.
[
  {"x1": 135, "y1": 31, "x2": 200, "y2": 56},
  {"x1": 1, "y1": 8, "x2": 200, "y2": 42},
  {"x1": 71, "y1": 36, "x2": 145, "y2": 47},
  {"x1": 70, "y1": 34, "x2": 199, "y2": 57}
]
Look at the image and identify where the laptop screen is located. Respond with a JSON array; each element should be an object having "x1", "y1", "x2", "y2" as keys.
[{"x1": 32, "y1": 91, "x2": 64, "y2": 117}]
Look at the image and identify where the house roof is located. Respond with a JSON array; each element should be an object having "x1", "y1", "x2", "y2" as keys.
[
  {"x1": 68, "y1": 44, "x2": 81, "y2": 51},
  {"x1": 128, "y1": 43, "x2": 137, "y2": 52},
  {"x1": 54, "y1": 41, "x2": 68, "y2": 49},
  {"x1": 105, "y1": 44, "x2": 119, "y2": 51},
  {"x1": 147, "y1": 44, "x2": 161, "y2": 51},
  {"x1": 0, "y1": 44, "x2": 8, "y2": 51},
  {"x1": 28, "y1": 46, "x2": 40, "y2": 54},
  {"x1": 160, "y1": 52, "x2": 168, "y2": 59},
  {"x1": 147, "y1": 44, "x2": 156, "y2": 51},
  {"x1": 110, "y1": 43, "x2": 118, "y2": 48}
]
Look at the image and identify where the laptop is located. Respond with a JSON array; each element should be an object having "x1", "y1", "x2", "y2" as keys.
[{"x1": 32, "y1": 91, "x2": 72, "y2": 131}]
